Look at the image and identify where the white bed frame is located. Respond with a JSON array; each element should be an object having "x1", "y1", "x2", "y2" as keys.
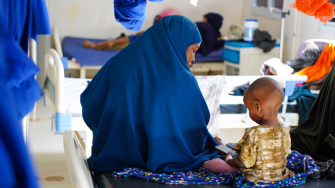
[
  {"x1": 44, "y1": 48, "x2": 93, "y2": 157},
  {"x1": 218, "y1": 75, "x2": 308, "y2": 129}
]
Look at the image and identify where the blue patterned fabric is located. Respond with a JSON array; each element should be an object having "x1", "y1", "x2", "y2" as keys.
[
  {"x1": 111, "y1": 151, "x2": 319, "y2": 187},
  {"x1": 114, "y1": 0, "x2": 165, "y2": 31}
]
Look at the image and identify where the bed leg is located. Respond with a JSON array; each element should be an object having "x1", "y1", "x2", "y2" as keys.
[
  {"x1": 85, "y1": 130, "x2": 93, "y2": 158},
  {"x1": 80, "y1": 67, "x2": 86, "y2": 79}
]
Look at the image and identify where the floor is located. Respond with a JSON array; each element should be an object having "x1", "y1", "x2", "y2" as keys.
[{"x1": 28, "y1": 99, "x2": 73, "y2": 188}]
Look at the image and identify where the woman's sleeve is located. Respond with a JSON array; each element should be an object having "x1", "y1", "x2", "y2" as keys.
[{"x1": 237, "y1": 128, "x2": 259, "y2": 168}]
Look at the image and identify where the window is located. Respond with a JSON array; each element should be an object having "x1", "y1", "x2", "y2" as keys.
[
  {"x1": 252, "y1": 0, "x2": 284, "y2": 20},
  {"x1": 319, "y1": 17, "x2": 335, "y2": 33}
]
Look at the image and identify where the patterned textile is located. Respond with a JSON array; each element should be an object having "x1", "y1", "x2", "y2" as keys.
[
  {"x1": 111, "y1": 151, "x2": 319, "y2": 187},
  {"x1": 295, "y1": 40, "x2": 329, "y2": 59},
  {"x1": 315, "y1": 159, "x2": 335, "y2": 178},
  {"x1": 234, "y1": 123, "x2": 293, "y2": 182},
  {"x1": 195, "y1": 76, "x2": 225, "y2": 136}
]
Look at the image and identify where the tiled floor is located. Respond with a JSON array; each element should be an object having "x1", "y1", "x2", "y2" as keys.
[
  {"x1": 28, "y1": 99, "x2": 73, "y2": 188},
  {"x1": 28, "y1": 98, "x2": 245, "y2": 188}
]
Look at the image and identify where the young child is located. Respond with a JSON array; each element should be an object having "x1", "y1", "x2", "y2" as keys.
[{"x1": 204, "y1": 77, "x2": 294, "y2": 182}]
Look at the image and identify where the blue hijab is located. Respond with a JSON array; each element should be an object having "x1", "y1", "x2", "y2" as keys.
[
  {"x1": 114, "y1": 0, "x2": 164, "y2": 31},
  {"x1": 81, "y1": 15, "x2": 219, "y2": 173}
]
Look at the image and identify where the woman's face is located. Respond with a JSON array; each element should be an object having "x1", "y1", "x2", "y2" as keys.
[
  {"x1": 203, "y1": 17, "x2": 208, "y2": 22},
  {"x1": 186, "y1": 42, "x2": 201, "y2": 67}
]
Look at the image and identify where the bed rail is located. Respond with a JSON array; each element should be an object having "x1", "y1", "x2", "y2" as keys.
[{"x1": 45, "y1": 48, "x2": 65, "y2": 113}]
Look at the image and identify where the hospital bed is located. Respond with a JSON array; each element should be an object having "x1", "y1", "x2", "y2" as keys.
[
  {"x1": 44, "y1": 48, "x2": 93, "y2": 157},
  {"x1": 44, "y1": 48, "x2": 309, "y2": 157},
  {"x1": 63, "y1": 130, "x2": 334, "y2": 188},
  {"x1": 53, "y1": 27, "x2": 224, "y2": 78}
]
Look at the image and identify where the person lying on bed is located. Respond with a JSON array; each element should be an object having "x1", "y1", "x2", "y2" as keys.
[
  {"x1": 80, "y1": 15, "x2": 220, "y2": 174},
  {"x1": 82, "y1": 32, "x2": 142, "y2": 50},
  {"x1": 196, "y1": 13, "x2": 224, "y2": 56},
  {"x1": 204, "y1": 77, "x2": 295, "y2": 182},
  {"x1": 83, "y1": 8, "x2": 182, "y2": 51}
]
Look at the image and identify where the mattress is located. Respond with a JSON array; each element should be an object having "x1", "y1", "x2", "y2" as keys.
[
  {"x1": 63, "y1": 36, "x2": 223, "y2": 67},
  {"x1": 194, "y1": 48, "x2": 223, "y2": 62},
  {"x1": 64, "y1": 78, "x2": 91, "y2": 115},
  {"x1": 63, "y1": 37, "x2": 120, "y2": 67},
  {"x1": 63, "y1": 76, "x2": 301, "y2": 118}
]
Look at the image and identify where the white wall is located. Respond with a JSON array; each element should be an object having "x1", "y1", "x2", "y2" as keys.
[
  {"x1": 241, "y1": 1, "x2": 281, "y2": 40},
  {"x1": 49, "y1": 0, "x2": 243, "y2": 42},
  {"x1": 282, "y1": 0, "x2": 335, "y2": 62}
]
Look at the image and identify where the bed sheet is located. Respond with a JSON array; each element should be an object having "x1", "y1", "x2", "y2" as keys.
[
  {"x1": 64, "y1": 78, "x2": 91, "y2": 115},
  {"x1": 63, "y1": 36, "x2": 223, "y2": 67},
  {"x1": 194, "y1": 48, "x2": 223, "y2": 62},
  {"x1": 63, "y1": 37, "x2": 120, "y2": 67}
]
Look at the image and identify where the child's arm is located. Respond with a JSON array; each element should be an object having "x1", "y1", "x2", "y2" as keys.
[{"x1": 225, "y1": 152, "x2": 242, "y2": 168}]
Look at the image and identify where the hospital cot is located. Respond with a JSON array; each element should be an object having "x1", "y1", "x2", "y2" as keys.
[
  {"x1": 63, "y1": 131, "x2": 334, "y2": 188},
  {"x1": 44, "y1": 48, "x2": 309, "y2": 158},
  {"x1": 44, "y1": 48, "x2": 93, "y2": 157},
  {"x1": 53, "y1": 27, "x2": 224, "y2": 78}
]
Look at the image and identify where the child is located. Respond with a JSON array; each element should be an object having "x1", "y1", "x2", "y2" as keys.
[{"x1": 204, "y1": 77, "x2": 294, "y2": 182}]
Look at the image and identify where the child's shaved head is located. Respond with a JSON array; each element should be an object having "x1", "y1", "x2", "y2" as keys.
[
  {"x1": 243, "y1": 77, "x2": 284, "y2": 125},
  {"x1": 245, "y1": 77, "x2": 284, "y2": 106}
]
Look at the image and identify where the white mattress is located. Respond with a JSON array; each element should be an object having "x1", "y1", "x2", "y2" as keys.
[
  {"x1": 64, "y1": 78, "x2": 91, "y2": 115},
  {"x1": 62, "y1": 75, "x2": 307, "y2": 116}
]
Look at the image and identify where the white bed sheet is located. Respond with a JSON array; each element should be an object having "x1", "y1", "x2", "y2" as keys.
[{"x1": 64, "y1": 78, "x2": 91, "y2": 115}]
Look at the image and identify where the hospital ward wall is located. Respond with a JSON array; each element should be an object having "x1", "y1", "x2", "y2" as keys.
[
  {"x1": 48, "y1": 0, "x2": 244, "y2": 42},
  {"x1": 282, "y1": 0, "x2": 335, "y2": 63},
  {"x1": 241, "y1": 0, "x2": 281, "y2": 40}
]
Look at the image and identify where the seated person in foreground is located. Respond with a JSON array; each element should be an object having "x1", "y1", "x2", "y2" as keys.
[{"x1": 204, "y1": 77, "x2": 294, "y2": 182}]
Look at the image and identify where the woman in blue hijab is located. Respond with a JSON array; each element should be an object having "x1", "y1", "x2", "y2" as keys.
[{"x1": 81, "y1": 15, "x2": 219, "y2": 174}]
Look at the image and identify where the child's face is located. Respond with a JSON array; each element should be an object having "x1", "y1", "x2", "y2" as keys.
[{"x1": 243, "y1": 91, "x2": 262, "y2": 124}]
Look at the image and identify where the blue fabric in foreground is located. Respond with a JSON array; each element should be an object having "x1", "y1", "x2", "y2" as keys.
[
  {"x1": 81, "y1": 15, "x2": 219, "y2": 174},
  {"x1": 114, "y1": 0, "x2": 165, "y2": 31},
  {"x1": 0, "y1": 0, "x2": 50, "y2": 186},
  {"x1": 111, "y1": 151, "x2": 319, "y2": 187},
  {"x1": 2, "y1": 0, "x2": 51, "y2": 119}
]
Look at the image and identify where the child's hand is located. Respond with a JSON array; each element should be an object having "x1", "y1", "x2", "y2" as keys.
[
  {"x1": 225, "y1": 152, "x2": 233, "y2": 161},
  {"x1": 214, "y1": 136, "x2": 224, "y2": 145}
]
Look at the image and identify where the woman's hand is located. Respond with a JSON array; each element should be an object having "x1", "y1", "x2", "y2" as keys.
[{"x1": 214, "y1": 136, "x2": 224, "y2": 145}]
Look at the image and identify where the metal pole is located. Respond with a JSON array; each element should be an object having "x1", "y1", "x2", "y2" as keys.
[{"x1": 279, "y1": 10, "x2": 290, "y2": 62}]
